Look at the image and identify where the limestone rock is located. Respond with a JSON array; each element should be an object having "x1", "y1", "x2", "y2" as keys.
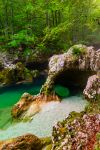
[
  {"x1": 12, "y1": 93, "x2": 60, "y2": 119},
  {"x1": 0, "y1": 134, "x2": 42, "y2": 150},
  {"x1": 12, "y1": 93, "x2": 34, "y2": 118},
  {"x1": 0, "y1": 62, "x2": 33, "y2": 86},
  {"x1": 52, "y1": 112, "x2": 100, "y2": 150},
  {"x1": 40, "y1": 45, "x2": 100, "y2": 95},
  {"x1": 83, "y1": 74, "x2": 100, "y2": 101}
]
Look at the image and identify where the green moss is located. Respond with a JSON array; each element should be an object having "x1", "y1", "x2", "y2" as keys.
[
  {"x1": 94, "y1": 133, "x2": 100, "y2": 150},
  {"x1": 41, "y1": 137, "x2": 52, "y2": 146},
  {"x1": 0, "y1": 72, "x2": 4, "y2": 84},
  {"x1": 2, "y1": 68, "x2": 16, "y2": 85},
  {"x1": 45, "y1": 144, "x2": 52, "y2": 150},
  {"x1": 41, "y1": 137, "x2": 52, "y2": 150},
  {"x1": 84, "y1": 101, "x2": 100, "y2": 114},
  {"x1": 0, "y1": 61, "x2": 3, "y2": 70},
  {"x1": 71, "y1": 44, "x2": 87, "y2": 56}
]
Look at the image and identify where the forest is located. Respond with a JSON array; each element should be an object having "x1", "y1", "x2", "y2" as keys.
[{"x1": 0, "y1": 0, "x2": 100, "y2": 54}]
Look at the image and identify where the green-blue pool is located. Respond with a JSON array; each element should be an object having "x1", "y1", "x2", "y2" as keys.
[
  {"x1": 0, "y1": 79, "x2": 88, "y2": 139},
  {"x1": 0, "y1": 77, "x2": 45, "y2": 108},
  {"x1": 0, "y1": 78, "x2": 44, "y2": 129}
]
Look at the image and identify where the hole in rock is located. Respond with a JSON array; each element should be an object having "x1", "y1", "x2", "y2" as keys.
[{"x1": 54, "y1": 70, "x2": 95, "y2": 96}]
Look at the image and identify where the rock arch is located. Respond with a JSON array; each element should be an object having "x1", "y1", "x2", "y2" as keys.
[
  {"x1": 40, "y1": 45, "x2": 100, "y2": 98},
  {"x1": 12, "y1": 45, "x2": 100, "y2": 119}
]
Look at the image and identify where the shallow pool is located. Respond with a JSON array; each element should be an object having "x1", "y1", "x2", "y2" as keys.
[{"x1": 0, "y1": 79, "x2": 43, "y2": 130}]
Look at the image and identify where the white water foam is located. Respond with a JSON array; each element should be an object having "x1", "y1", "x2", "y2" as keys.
[{"x1": 0, "y1": 96, "x2": 88, "y2": 140}]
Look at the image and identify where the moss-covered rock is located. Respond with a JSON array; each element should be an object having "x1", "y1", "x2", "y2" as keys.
[
  {"x1": 31, "y1": 70, "x2": 40, "y2": 78},
  {"x1": 0, "y1": 68, "x2": 16, "y2": 85},
  {"x1": 52, "y1": 112, "x2": 100, "y2": 150},
  {"x1": 68, "y1": 44, "x2": 87, "y2": 56},
  {"x1": 0, "y1": 61, "x2": 3, "y2": 70},
  {"x1": 41, "y1": 137, "x2": 52, "y2": 150},
  {"x1": 0, "y1": 62, "x2": 40, "y2": 86}
]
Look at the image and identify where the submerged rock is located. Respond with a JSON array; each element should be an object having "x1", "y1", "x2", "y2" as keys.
[
  {"x1": 0, "y1": 134, "x2": 42, "y2": 150},
  {"x1": 12, "y1": 93, "x2": 60, "y2": 119},
  {"x1": 52, "y1": 112, "x2": 100, "y2": 150}
]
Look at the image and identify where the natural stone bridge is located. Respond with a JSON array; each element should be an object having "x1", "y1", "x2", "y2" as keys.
[
  {"x1": 41, "y1": 44, "x2": 100, "y2": 99},
  {"x1": 12, "y1": 45, "x2": 100, "y2": 119}
]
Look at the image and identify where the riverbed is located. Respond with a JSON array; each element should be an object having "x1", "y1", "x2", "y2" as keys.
[{"x1": 0, "y1": 81, "x2": 88, "y2": 140}]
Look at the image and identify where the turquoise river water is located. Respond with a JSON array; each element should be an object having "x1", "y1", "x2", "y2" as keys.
[{"x1": 0, "y1": 80, "x2": 88, "y2": 140}]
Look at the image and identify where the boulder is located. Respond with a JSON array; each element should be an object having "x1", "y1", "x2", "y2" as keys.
[
  {"x1": 12, "y1": 93, "x2": 60, "y2": 119},
  {"x1": 12, "y1": 93, "x2": 34, "y2": 118},
  {"x1": 0, "y1": 134, "x2": 42, "y2": 150},
  {"x1": 0, "y1": 62, "x2": 34, "y2": 86},
  {"x1": 83, "y1": 73, "x2": 100, "y2": 101},
  {"x1": 52, "y1": 112, "x2": 100, "y2": 150}
]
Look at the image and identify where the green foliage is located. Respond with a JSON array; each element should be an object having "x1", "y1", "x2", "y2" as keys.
[
  {"x1": 0, "y1": 0, "x2": 100, "y2": 53},
  {"x1": 54, "y1": 85, "x2": 70, "y2": 97},
  {"x1": 8, "y1": 30, "x2": 37, "y2": 48}
]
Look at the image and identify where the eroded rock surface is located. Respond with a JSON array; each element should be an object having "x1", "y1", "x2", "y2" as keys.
[
  {"x1": 0, "y1": 62, "x2": 34, "y2": 86},
  {"x1": 12, "y1": 93, "x2": 60, "y2": 119},
  {"x1": 41, "y1": 45, "x2": 100, "y2": 95},
  {"x1": 52, "y1": 112, "x2": 100, "y2": 150},
  {"x1": 0, "y1": 134, "x2": 42, "y2": 150},
  {"x1": 83, "y1": 74, "x2": 100, "y2": 101}
]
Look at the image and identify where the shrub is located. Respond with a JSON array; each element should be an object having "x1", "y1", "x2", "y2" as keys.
[{"x1": 8, "y1": 30, "x2": 37, "y2": 49}]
